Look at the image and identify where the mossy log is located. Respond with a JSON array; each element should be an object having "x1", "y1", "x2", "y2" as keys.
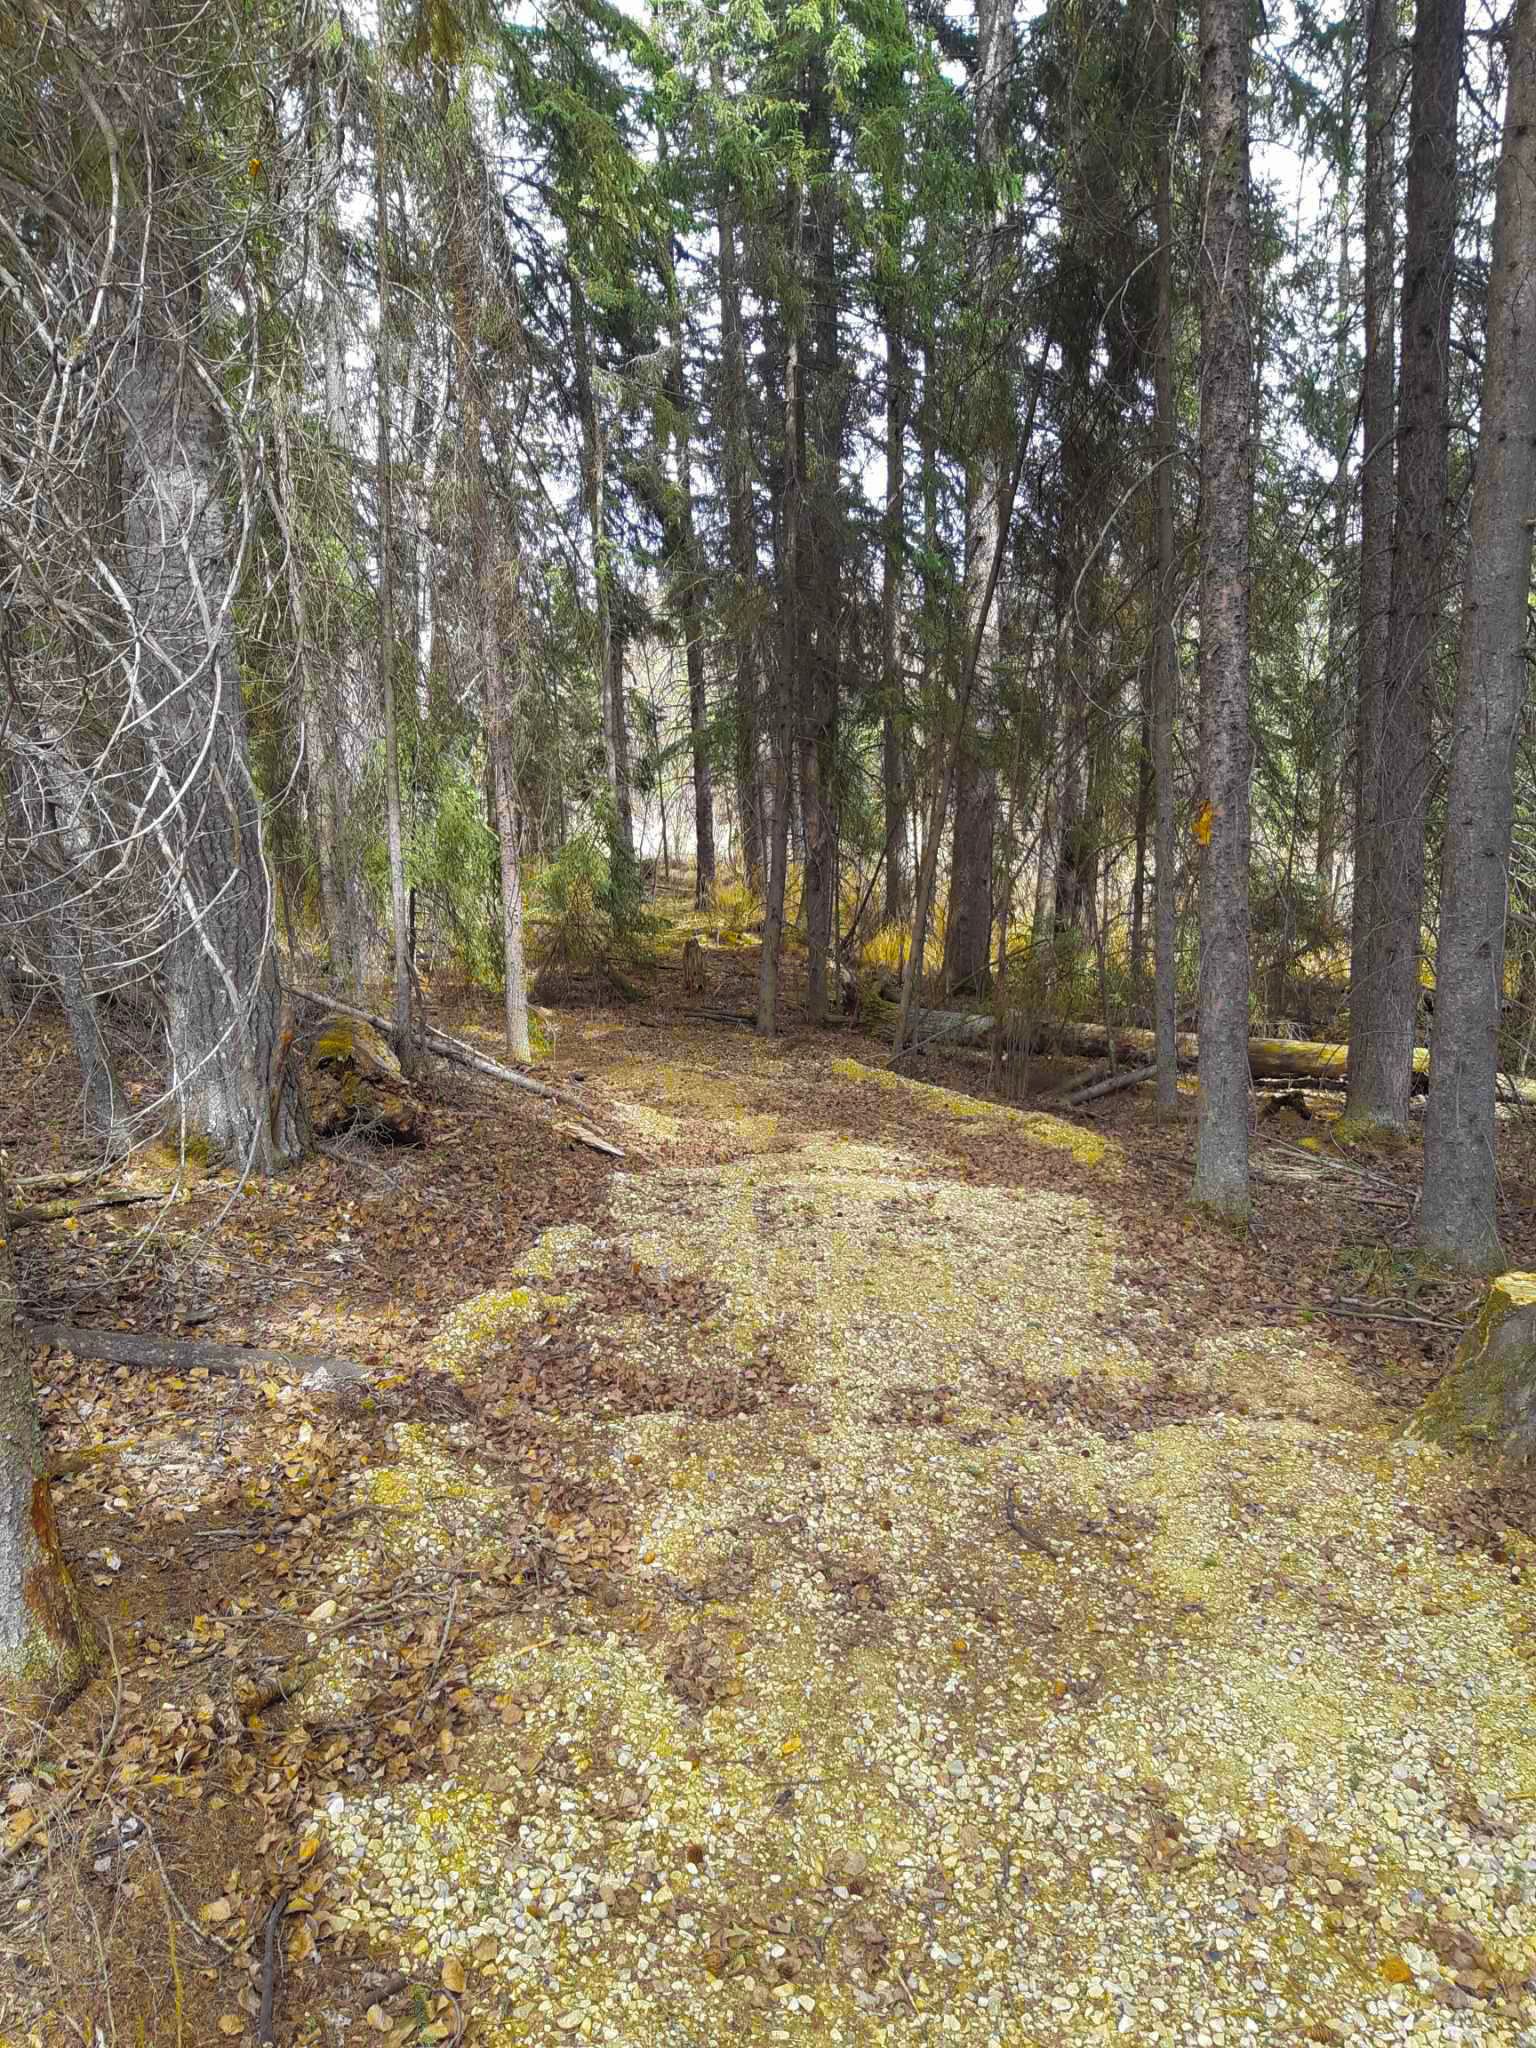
[
  {"x1": 1403, "y1": 1272, "x2": 1536, "y2": 1465},
  {"x1": 880, "y1": 1001, "x2": 1430, "y2": 1085}
]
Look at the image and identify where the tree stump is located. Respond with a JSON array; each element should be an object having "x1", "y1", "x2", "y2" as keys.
[{"x1": 1403, "y1": 1272, "x2": 1536, "y2": 1465}]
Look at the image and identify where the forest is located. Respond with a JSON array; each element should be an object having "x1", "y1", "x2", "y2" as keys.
[{"x1": 2, "y1": 0, "x2": 1536, "y2": 2039}]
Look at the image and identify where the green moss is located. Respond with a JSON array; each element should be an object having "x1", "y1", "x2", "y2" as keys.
[
  {"x1": 828, "y1": 1057, "x2": 1112, "y2": 1165},
  {"x1": 1403, "y1": 1271, "x2": 1536, "y2": 1463}
]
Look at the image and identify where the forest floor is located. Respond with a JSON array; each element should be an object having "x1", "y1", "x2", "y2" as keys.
[{"x1": 5, "y1": 898, "x2": 1536, "y2": 2048}]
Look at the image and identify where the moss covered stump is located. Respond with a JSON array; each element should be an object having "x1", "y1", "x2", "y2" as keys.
[{"x1": 1403, "y1": 1271, "x2": 1536, "y2": 1464}]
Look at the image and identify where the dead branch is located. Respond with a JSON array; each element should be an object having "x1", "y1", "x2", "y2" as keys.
[
  {"x1": 292, "y1": 987, "x2": 599, "y2": 1114},
  {"x1": 257, "y1": 1888, "x2": 291, "y2": 2047},
  {"x1": 8, "y1": 1190, "x2": 158, "y2": 1227},
  {"x1": 29, "y1": 1324, "x2": 368, "y2": 1380},
  {"x1": 1059, "y1": 1064, "x2": 1156, "y2": 1109},
  {"x1": 555, "y1": 1120, "x2": 625, "y2": 1158}
]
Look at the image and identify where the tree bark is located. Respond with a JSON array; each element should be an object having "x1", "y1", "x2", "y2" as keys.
[
  {"x1": 118, "y1": 333, "x2": 310, "y2": 1170},
  {"x1": 1192, "y1": 0, "x2": 1255, "y2": 1220},
  {"x1": 799, "y1": 79, "x2": 843, "y2": 1026},
  {"x1": 940, "y1": 0, "x2": 1012, "y2": 999},
  {"x1": 375, "y1": 87, "x2": 416, "y2": 1082},
  {"x1": 1348, "y1": 0, "x2": 1399, "y2": 1105},
  {"x1": 712, "y1": 59, "x2": 766, "y2": 894},
  {"x1": 880, "y1": 284, "x2": 911, "y2": 928},
  {"x1": 1150, "y1": 6, "x2": 1181, "y2": 1115},
  {"x1": 1349, "y1": 0, "x2": 1463, "y2": 1132},
  {"x1": 1418, "y1": 0, "x2": 1536, "y2": 1270},
  {"x1": 757, "y1": 190, "x2": 804, "y2": 1036},
  {"x1": 0, "y1": 1161, "x2": 101, "y2": 1730},
  {"x1": 570, "y1": 275, "x2": 635, "y2": 858}
]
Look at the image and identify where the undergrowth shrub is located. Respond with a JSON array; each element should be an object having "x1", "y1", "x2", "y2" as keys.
[
  {"x1": 530, "y1": 825, "x2": 662, "y2": 996},
  {"x1": 714, "y1": 874, "x2": 763, "y2": 941}
]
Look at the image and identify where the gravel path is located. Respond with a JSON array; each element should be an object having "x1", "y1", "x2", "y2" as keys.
[{"x1": 311, "y1": 1045, "x2": 1536, "y2": 2048}]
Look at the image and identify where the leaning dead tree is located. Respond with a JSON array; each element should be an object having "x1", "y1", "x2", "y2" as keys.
[{"x1": 0, "y1": 0, "x2": 309, "y2": 1174}]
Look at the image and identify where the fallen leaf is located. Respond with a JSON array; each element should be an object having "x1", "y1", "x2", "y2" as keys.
[{"x1": 442, "y1": 1955, "x2": 466, "y2": 1993}]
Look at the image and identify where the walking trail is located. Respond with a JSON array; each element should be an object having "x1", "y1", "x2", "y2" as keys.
[{"x1": 294, "y1": 1029, "x2": 1536, "y2": 2048}]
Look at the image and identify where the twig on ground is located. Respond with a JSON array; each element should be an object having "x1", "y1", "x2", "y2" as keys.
[
  {"x1": 141, "y1": 1823, "x2": 238, "y2": 1957},
  {"x1": 1251, "y1": 1299, "x2": 1466, "y2": 1332},
  {"x1": 555, "y1": 1120, "x2": 625, "y2": 1158},
  {"x1": 1004, "y1": 1486, "x2": 1058, "y2": 1559},
  {"x1": 257, "y1": 1887, "x2": 291, "y2": 2046},
  {"x1": 415, "y1": 1584, "x2": 459, "y2": 1722}
]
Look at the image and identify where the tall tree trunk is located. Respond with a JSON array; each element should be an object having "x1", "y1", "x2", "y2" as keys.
[
  {"x1": 712, "y1": 68, "x2": 766, "y2": 894},
  {"x1": 1348, "y1": 0, "x2": 1463, "y2": 1132},
  {"x1": 1317, "y1": 55, "x2": 1356, "y2": 915},
  {"x1": 1192, "y1": 0, "x2": 1255, "y2": 1220},
  {"x1": 375, "y1": 94, "x2": 415, "y2": 1080},
  {"x1": 880, "y1": 287, "x2": 911, "y2": 928},
  {"x1": 800, "y1": 84, "x2": 843, "y2": 1025},
  {"x1": 757, "y1": 198, "x2": 804, "y2": 1036},
  {"x1": 662, "y1": 293, "x2": 717, "y2": 906},
  {"x1": 1349, "y1": 0, "x2": 1399, "y2": 1103},
  {"x1": 484, "y1": 568, "x2": 532, "y2": 1066},
  {"x1": 570, "y1": 276, "x2": 635, "y2": 856},
  {"x1": 1418, "y1": 0, "x2": 1536, "y2": 1270},
  {"x1": 445, "y1": 144, "x2": 532, "y2": 1068},
  {"x1": 119, "y1": 336, "x2": 310, "y2": 1169},
  {"x1": 319, "y1": 254, "x2": 367, "y2": 998},
  {"x1": 941, "y1": 0, "x2": 1013, "y2": 999},
  {"x1": 0, "y1": 1163, "x2": 101, "y2": 1724},
  {"x1": 1150, "y1": 15, "x2": 1181, "y2": 1115}
]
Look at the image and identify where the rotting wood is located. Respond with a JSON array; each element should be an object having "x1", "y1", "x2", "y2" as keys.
[
  {"x1": 8, "y1": 1190, "x2": 158, "y2": 1227},
  {"x1": 555, "y1": 1121, "x2": 625, "y2": 1159},
  {"x1": 1061, "y1": 1064, "x2": 1156, "y2": 1108},
  {"x1": 293, "y1": 988, "x2": 600, "y2": 1115},
  {"x1": 878, "y1": 999, "x2": 1430, "y2": 1084},
  {"x1": 257, "y1": 1887, "x2": 291, "y2": 2047},
  {"x1": 29, "y1": 1325, "x2": 368, "y2": 1380}
]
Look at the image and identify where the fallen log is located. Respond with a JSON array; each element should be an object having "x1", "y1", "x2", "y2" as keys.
[
  {"x1": 8, "y1": 1190, "x2": 159, "y2": 1227},
  {"x1": 878, "y1": 1000, "x2": 1429, "y2": 1085},
  {"x1": 292, "y1": 989, "x2": 596, "y2": 1113},
  {"x1": 29, "y1": 1324, "x2": 368, "y2": 1382},
  {"x1": 1061, "y1": 1063, "x2": 1157, "y2": 1108}
]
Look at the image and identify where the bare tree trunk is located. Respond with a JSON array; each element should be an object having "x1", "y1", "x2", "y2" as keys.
[
  {"x1": 880, "y1": 288, "x2": 911, "y2": 928},
  {"x1": 319, "y1": 263, "x2": 366, "y2": 998},
  {"x1": 757, "y1": 198, "x2": 804, "y2": 1036},
  {"x1": 799, "y1": 85, "x2": 843, "y2": 1027},
  {"x1": 375, "y1": 95, "x2": 415, "y2": 1080},
  {"x1": 1192, "y1": 0, "x2": 1255, "y2": 1221},
  {"x1": 486, "y1": 608, "x2": 531, "y2": 1065},
  {"x1": 0, "y1": 1163, "x2": 101, "y2": 1726},
  {"x1": 1349, "y1": 0, "x2": 1462, "y2": 1132},
  {"x1": 940, "y1": 0, "x2": 1012, "y2": 1000},
  {"x1": 570, "y1": 276, "x2": 635, "y2": 857},
  {"x1": 1348, "y1": 0, "x2": 1399, "y2": 1103},
  {"x1": 1418, "y1": 0, "x2": 1536, "y2": 1269},
  {"x1": 118, "y1": 336, "x2": 310, "y2": 1169},
  {"x1": 1317, "y1": 78, "x2": 1356, "y2": 916},
  {"x1": 712, "y1": 60, "x2": 765, "y2": 894},
  {"x1": 1150, "y1": 28, "x2": 1181, "y2": 1114}
]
